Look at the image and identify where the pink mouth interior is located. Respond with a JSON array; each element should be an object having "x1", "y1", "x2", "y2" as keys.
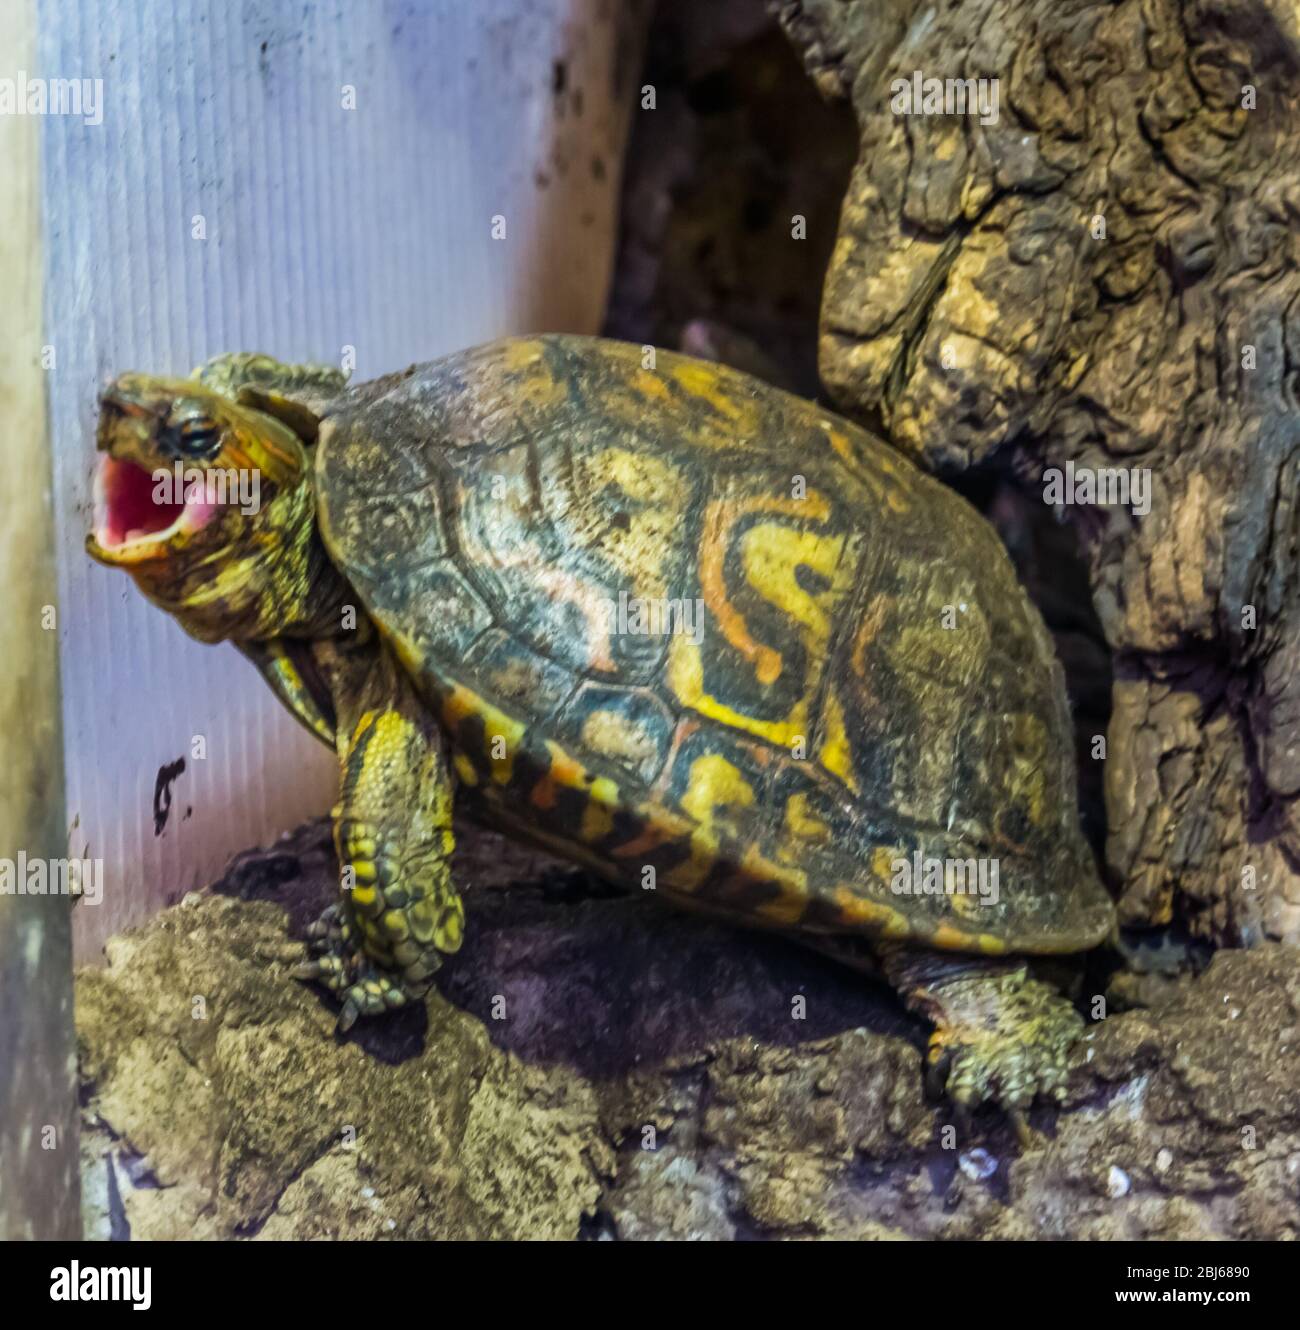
[{"x1": 97, "y1": 457, "x2": 188, "y2": 547}]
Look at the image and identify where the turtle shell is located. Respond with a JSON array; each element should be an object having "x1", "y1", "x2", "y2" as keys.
[{"x1": 315, "y1": 335, "x2": 1114, "y2": 955}]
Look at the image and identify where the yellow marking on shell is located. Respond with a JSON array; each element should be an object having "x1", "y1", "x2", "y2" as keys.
[
  {"x1": 502, "y1": 338, "x2": 566, "y2": 413},
  {"x1": 740, "y1": 521, "x2": 847, "y2": 684},
  {"x1": 350, "y1": 859, "x2": 377, "y2": 884},
  {"x1": 668, "y1": 360, "x2": 760, "y2": 432},
  {"x1": 437, "y1": 682, "x2": 529, "y2": 786},
  {"x1": 679, "y1": 491, "x2": 861, "y2": 755},
  {"x1": 699, "y1": 492, "x2": 831, "y2": 689},
  {"x1": 871, "y1": 846, "x2": 900, "y2": 881},
  {"x1": 1007, "y1": 712, "x2": 1048, "y2": 828},
  {"x1": 580, "y1": 708, "x2": 660, "y2": 773},
  {"x1": 351, "y1": 885, "x2": 377, "y2": 908},
  {"x1": 503, "y1": 338, "x2": 546, "y2": 371},
  {"x1": 580, "y1": 776, "x2": 621, "y2": 843},
  {"x1": 452, "y1": 753, "x2": 479, "y2": 787},
  {"x1": 948, "y1": 884, "x2": 986, "y2": 921},
  {"x1": 631, "y1": 367, "x2": 674, "y2": 405},
  {"x1": 601, "y1": 447, "x2": 682, "y2": 503},
  {"x1": 488, "y1": 659, "x2": 547, "y2": 704},
  {"x1": 827, "y1": 885, "x2": 911, "y2": 937},
  {"x1": 668, "y1": 635, "x2": 804, "y2": 746},
  {"x1": 664, "y1": 754, "x2": 754, "y2": 891},
  {"x1": 739, "y1": 846, "x2": 809, "y2": 925},
  {"x1": 818, "y1": 689, "x2": 857, "y2": 792},
  {"x1": 929, "y1": 923, "x2": 1008, "y2": 955},
  {"x1": 783, "y1": 793, "x2": 830, "y2": 845},
  {"x1": 573, "y1": 446, "x2": 685, "y2": 604}
]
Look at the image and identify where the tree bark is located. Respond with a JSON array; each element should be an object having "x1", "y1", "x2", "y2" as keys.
[{"x1": 776, "y1": 0, "x2": 1300, "y2": 945}]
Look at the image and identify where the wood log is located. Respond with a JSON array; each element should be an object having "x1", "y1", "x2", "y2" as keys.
[{"x1": 776, "y1": 0, "x2": 1300, "y2": 945}]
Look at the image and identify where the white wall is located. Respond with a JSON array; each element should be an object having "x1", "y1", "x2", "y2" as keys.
[{"x1": 38, "y1": 0, "x2": 640, "y2": 961}]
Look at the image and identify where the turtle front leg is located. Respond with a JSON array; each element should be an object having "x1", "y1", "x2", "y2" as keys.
[
  {"x1": 295, "y1": 662, "x2": 463, "y2": 1030},
  {"x1": 878, "y1": 945, "x2": 1083, "y2": 1143}
]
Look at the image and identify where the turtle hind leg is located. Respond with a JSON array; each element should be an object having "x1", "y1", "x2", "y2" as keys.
[{"x1": 878, "y1": 944, "x2": 1083, "y2": 1142}]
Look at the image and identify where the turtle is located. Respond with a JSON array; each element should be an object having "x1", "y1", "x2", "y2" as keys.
[{"x1": 87, "y1": 333, "x2": 1116, "y2": 1132}]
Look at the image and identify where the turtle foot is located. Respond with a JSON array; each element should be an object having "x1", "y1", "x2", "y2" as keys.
[
  {"x1": 878, "y1": 945, "x2": 1084, "y2": 1144},
  {"x1": 292, "y1": 903, "x2": 433, "y2": 1030},
  {"x1": 924, "y1": 968, "x2": 1083, "y2": 1141}
]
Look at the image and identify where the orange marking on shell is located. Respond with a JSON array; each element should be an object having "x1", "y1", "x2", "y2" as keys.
[
  {"x1": 530, "y1": 777, "x2": 559, "y2": 810},
  {"x1": 529, "y1": 739, "x2": 592, "y2": 810},
  {"x1": 611, "y1": 808, "x2": 692, "y2": 859},
  {"x1": 816, "y1": 419, "x2": 909, "y2": 514},
  {"x1": 544, "y1": 741, "x2": 589, "y2": 789},
  {"x1": 649, "y1": 717, "x2": 699, "y2": 802},
  {"x1": 849, "y1": 593, "x2": 892, "y2": 682}
]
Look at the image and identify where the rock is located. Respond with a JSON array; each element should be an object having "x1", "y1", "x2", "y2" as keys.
[{"x1": 77, "y1": 820, "x2": 1300, "y2": 1239}]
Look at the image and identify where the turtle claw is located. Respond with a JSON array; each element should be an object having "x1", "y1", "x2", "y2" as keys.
[{"x1": 292, "y1": 902, "x2": 430, "y2": 1027}]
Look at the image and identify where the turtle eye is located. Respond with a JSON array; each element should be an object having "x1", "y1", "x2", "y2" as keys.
[{"x1": 160, "y1": 414, "x2": 222, "y2": 460}]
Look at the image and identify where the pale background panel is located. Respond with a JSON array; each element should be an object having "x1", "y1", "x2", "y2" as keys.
[{"x1": 40, "y1": 0, "x2": 640, "y2": 961}]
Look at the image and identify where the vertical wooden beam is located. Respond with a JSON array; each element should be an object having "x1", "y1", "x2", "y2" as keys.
[{"x1": 0, "y1": 0, "x2": 80, "y2": 1240}]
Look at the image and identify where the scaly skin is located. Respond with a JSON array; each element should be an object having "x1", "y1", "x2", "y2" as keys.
[{"x1": 295, "y1": 646, "x2": 463, "y2": 1029}]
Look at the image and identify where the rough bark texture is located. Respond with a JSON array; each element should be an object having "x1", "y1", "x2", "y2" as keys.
[
  {"x1": 78, "y1": 821, "x2": 1300, "y2": 1240},
  {"x1": 775, "y1": 0, "x2": 1300, "y2": 946}
]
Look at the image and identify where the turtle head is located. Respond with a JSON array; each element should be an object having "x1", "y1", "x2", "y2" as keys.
[
  {"x1": 87, "y1": 355, "x2": 342, "y2": 641},
  {"x1": 88, "y1": 372, "x2": 309, "y2": 559}
]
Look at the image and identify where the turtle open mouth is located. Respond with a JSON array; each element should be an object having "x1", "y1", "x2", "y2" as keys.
[{"x1": 90, "y1": 454, "x2": 218, "y2": 559}]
